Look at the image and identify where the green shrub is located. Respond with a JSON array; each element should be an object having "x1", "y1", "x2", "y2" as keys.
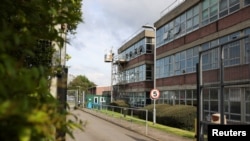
[
  {"x1": 109, "y1": 100, "x2": 129, "y2": 113},
  {"x1": 0, "y1": 0, "x2": 83, "y2": 140},
  {"x1": 138, "y1": 104, "x2": 196, "y2": 131},
  {"x1": 110, "y1": 100, "x2": 129, "y2": 107}
]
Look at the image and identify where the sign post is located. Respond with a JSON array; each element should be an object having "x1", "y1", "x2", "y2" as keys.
[{"x1": 150, "y1": 89, "x2": 160, "y2": 125}]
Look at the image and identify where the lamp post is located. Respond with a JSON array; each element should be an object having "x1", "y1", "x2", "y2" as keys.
[{"x1": 142, "y1": 25, "x2": 157, "y2": 124}]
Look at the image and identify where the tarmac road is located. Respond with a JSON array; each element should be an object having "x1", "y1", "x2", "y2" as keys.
[{"x1": 66, "y1": 109, "x2": 157, "y2": 141}]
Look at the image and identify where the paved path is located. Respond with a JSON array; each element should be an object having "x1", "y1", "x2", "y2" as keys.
[
  {"x1": 66, "y1": 109, "x2": 155, "y2": 141},
  {"x1": 79, "y1": 108, "x2": 194, "y2": 141}
]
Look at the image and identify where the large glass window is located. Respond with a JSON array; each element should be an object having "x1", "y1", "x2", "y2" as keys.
[
  {"x1": 163, "y1": 56, "x2": 174, "y2": 77},
  {"x1": 146, "y1": 37, "x2": 154, "y2": 53},
  {"x1": 245, "y1": 0, "x2": 250, "y2": 6},
  {"x1": 201, "y1": 40, "x2": 219, "y2": 70},
  {"x1": 203, "y1": 89, "x2": 219, "y2": 119},
  {"x1": 202, "y1": 0, "x2": 219, "y2": 25},
  {"x1": 120, "y1": 38, "x2": 151, "y2": 62},
  {"x1": 174, "y1": 53, "x2": 181, "y2": 75},
  {"x1": 186, "y1": 46, "x2": 199, "y2": 73},
  {"x1": 180, "y1": 13, "x2": 186, "y2": 36},
  {"x1": 156, "y1": 46, "x2": 199, "y2": 78},
  {"x1": 180, "y1": 51, "x2": 186, "y2": 73},
  {"x1": 156, "y1": 58, "x2": 162, "y2": 79},
  {"x1": 186, "y1": 5, "x2": 199, "y2": 32},
  {"x1": 163, "y1": 57, "x2": 169, "y2": 77},
  {"x1": 129, "y1": 69, "x2": 135, "y2": 83},
  {"x1": 156, "y1": 0, "x2": 242, "y2": 48},
  {"x1": 121, "y1": 64, "x2": 152, "y2": 83},
  {"x1": 223, "y1": 32, "x2": 240, "y2": 66},
  {"x1": 219, "y1": 0, "x2": 240, "y2": 18},
  {"x1": 224, "y1": 88, "x2": 241, "y2": 121},
  {"x1": 146, "y1": 65, "x2": 152, "y2": 80},
  {"x1": 159, "y1": 59, "x2": 164, "y2": 78},
  {"x1": 156, "y1": 4, "x2": 199, "y2": 47},
  {"x1": 138, "y1": 65, "x2": 145, "y2": 81}
]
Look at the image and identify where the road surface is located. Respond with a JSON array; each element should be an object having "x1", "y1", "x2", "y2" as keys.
[{"x1": 66, "y1": 109, "x2": 156, "y2": 141}]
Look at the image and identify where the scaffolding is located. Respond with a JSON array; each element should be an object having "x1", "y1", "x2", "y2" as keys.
[
  {"x1": 112, "y1": 54, "x2": 128, "y2": 100},
  {"x1": 104, "y1": 50, "x2": 128, "y2": 101}
]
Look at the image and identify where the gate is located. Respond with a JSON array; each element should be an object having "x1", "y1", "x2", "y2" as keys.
[
  {"x1": 197, "y1": 35, "x2": 250, "y2": 141},
  {"x1": 67, "y1": 89, "x2": 78, "y2": 108}
]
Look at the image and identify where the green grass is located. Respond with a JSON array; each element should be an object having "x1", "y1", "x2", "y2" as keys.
[{"x1": 91, "y1": 108, "x2": 195, "y2": 139}]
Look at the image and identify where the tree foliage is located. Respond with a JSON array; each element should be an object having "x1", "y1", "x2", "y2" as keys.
[
  {"x1": 68, "y1": 75, "x2": 96, "y2": 93},
  {"x1": 0, "y1": 0, "x2": 83, "y2": 140}
]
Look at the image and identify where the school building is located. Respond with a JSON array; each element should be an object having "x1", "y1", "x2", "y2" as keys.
[{"x1": 110, "y1": 0, "x2": 250, "y2": 127}]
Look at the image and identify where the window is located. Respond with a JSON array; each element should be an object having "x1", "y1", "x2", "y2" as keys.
[
  {"x1": 180, "y1": 13, "x2": 186, "y2": 36},
  {"x1": 146, "y1": 44, "x2": 153, "y2": 53},
  {"x1": 157, "y1": 46, "x2": 199, "y2": 78},
  {"x1": 138, "y1": 65, "x2": 145, "y2": 81},
  {"x1": 146, "y1": 37, "x2": 154, "y2": 53},
  {"x1": 219, "y1": 0, "x2": 240, "y2": 18},
  {"x1": 175, "y1": 53, "x2": 181, "y2": 75},
  {"x1": 245, "y1": 28, "x2": 250, "y2": 64},
  {"x1": 94, "y1": 97, "x2": 98, "y2": 104},
  {"x1": 134, "y1": 67, "x2": 139, "y2": 82},
  {"x1": 129, "y1": 69, "x2": 135, "y2": 83},
  {"x1": 100, "y1": 97, "x2": 105, "y2": 102},
  {"x1": 201, "y1": 40, "x2": 219, "y2": 70},
  {"x1": 125, "y1": 71, "x2": 129, "y2": 83},
  {"x1": 203, "y1": 89, "x2": 219, "y2": 113},
  {"x1": 223, "y1": 32, "x2": 240, "y2": 66},
  {"x1": 129, "y1": 51, "x2": 133, "y2": 58},
  {"x1": 158, "y1": 58, "x2": 164, "y2": 78},
  {"x1": 139, "y1": 45, "x2": 144, "y2": 54},
  {"x1": 156, "y1": 59, "x2": 161, "y2": 79},
  {"x1": 202, "y1": 0, "x2": 219, "y2": 26},
  {"x1": 164, "y1": 57, "x2": 169, "y2": 77},
  {"x1": 134, "y1": 48, "x2": 138, "y2": 55},
  {"x1": 146, "y1": 65, "x2": 152, "y2": 80},
  {"x1": 186, "y1": 7, "x2": 199, "y2": 32},
  {"x1": 224, "y1": 88, "x2": 241, "y2": 121},
  {"x1": 186, "y1": 9, "x2": 193, "y2": 32},
  {"x1": 119, "y1": 38, "x2": 148, "y2": 61},
  {"x1": 180, "y1": 51, "x2": 186, "y2": 73},
  {"x1": 245, "y1": 0, "x2": 250, "y2": 6},
  {"x1": 186, "y1": 47, "x2": 199, "y2": 73},
  {"x1": 174, "y1": 16, "x2": 181, "y2": 38}
]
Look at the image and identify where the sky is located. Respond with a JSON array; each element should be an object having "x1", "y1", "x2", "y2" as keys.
[{"x1": 66, "y1": 0, "x2": 183, "y2": 86}]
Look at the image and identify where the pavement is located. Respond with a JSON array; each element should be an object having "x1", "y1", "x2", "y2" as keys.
[{"x1": 78, "y1": 108, "x2": 195, "y2": 141}]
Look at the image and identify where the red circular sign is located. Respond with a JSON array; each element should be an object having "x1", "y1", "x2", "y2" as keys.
[{"x1": 150, "y1": 89, "x2": 160, "y2": 99}]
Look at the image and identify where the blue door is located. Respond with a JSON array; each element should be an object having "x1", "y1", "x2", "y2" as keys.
[{"x1": 87, "y1": 102, "x2": 92, "y2": 109}]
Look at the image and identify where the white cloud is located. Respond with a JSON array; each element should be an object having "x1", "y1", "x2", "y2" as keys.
[{"x1": 66, "y1": 0, "x2": 180, "y2": 86}]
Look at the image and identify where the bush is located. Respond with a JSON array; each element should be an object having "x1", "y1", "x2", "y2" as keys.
[
  {"x1": 109, "y1": 100, "x2": 129, "y2": 113},
  {"x1": 138, "y1": 104, "x2": 196, "y2": 131},
  {"x1": 0, "y1": 0, "x2": 83, "y2": 140},
  {"x1": 110, "y1": 100, "x2": 129, "y2": 107}
]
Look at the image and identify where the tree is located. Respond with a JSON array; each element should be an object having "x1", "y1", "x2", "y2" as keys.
[
  {"x1": 68, "y1": 75, "x2": 96, "y2": 93},
  {"x1": 0, "y1": 0, "x2": 83, "y2": 141}
]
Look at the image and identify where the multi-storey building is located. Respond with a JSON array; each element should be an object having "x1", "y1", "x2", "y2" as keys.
[
  {"x1": 114, "y1": 0, "x2": 250, "y2": 127},
  {"x1": 113, "y1": 30, "x2": 155, "y2": 107},
  {"x1": 154, "y1": 0, "x2": 250, "y2": 124}
]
